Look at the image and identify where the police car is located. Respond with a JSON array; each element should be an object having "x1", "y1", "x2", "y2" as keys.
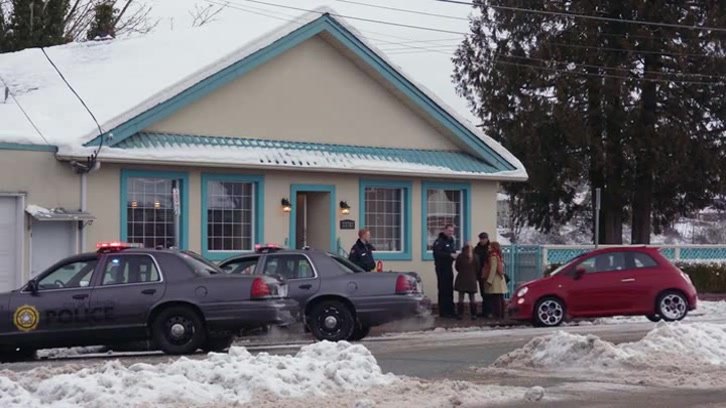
[
  {"x1": 219, "y1": 244, "x2": 431, "y2": 342},
  {"x1": 0, "y1": 242, "x2": 296, "y2": 361}
]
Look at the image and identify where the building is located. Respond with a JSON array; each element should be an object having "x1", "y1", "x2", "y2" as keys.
[{"x1": 0, "y1": 8, "x2": 527, "y2": 295}]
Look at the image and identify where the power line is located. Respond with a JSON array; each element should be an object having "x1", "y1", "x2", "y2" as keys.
[
  {"x1": 493, "y1": 59, "x2": 725, "y2": 85},
  {"x1": 334, "y1": 0, "x2": 469, "y2": 21},
  {"x1": 213, "y1": 0, "x2": 724, "y2": 83},
  {"x1": 41, "y1": 48, "x2": 105, "y2": 138},
  {"x1": 218, "y1": 0, "x2": 468, "y2": 35},
  {"x1": 0, "y1": 75, "x2": 51, "y2": 146},
  {"x1": 499, "y1": 54, "x2": 726, "y2": 80},
  {"x1": 436, "y1": 0, "x2": 726, "y2": 33}
]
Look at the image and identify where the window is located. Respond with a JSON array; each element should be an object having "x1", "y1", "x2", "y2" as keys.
[
  {"x1": 222, "y1": 257, "x2": 260, "y2": 275},
  {"x1": 632, "y1": 252, "x2": 658, "y2": 268},
  {"x1": 424, "y1": 188, "x2": 465, "y2": 252},
  {"x1": 101, "y1": 255, "x2": 160, "y2": 285},
  {"x1": 364, "y1": 187, "x2": 403, "y2": 252},
  {"x1": 262, "y1": 255, "x2": 315, "y2": 280},
  {"x1": 577, "y1": 252, "x2": 627, "y2": 273},
  {"x1": 37, "y1": 259, "x2": 98, "y2": 290},
  {"x1": 206, "y1": 181, "x2": 255, "y2": 252},
  {"x1": 125, "y1": 173, "x2": 185, "y2": 249}
]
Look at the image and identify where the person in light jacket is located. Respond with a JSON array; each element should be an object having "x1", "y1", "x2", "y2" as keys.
[
  {"x1": 454, "y1": 244, "x2": 479, "y2": 320},
  {"x1": 484, "y1": 241, "x2": 509, "y2": 319}
]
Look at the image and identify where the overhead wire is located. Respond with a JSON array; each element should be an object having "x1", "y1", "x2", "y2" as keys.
[
  {"x1": 211, "y1": 0, "x2": 725, "y2": 84},
  {"x1": 436, "y1": 0, "x2": 726, "y2": 33}
]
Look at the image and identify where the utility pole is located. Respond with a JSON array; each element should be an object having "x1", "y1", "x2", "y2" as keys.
[{"x1": 595, "y1": 188, "x2": 601, "y2": 248}]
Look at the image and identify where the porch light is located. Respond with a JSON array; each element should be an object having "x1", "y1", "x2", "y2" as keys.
[
  {"x1": 339, "y1": 200, "x2": 351, "y2": 215},
  {"x1": 281, "y1": 198, "x2": 292, "y2": 213}
]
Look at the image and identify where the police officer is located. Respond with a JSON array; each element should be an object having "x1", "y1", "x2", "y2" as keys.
[
  {"x1": 433, "y1": 224, "x2": 458, "y2": 318},
  {"x1": 349, "y1": 228, "x2": 376, "y2": 271}
]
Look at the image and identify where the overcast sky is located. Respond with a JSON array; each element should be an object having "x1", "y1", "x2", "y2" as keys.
[{"x1": 144, "y1": 0, "x2": 479, "y2": 123}]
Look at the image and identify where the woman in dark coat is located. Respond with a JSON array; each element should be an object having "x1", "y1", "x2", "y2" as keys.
[{"x1": 454, "y1": 244, "x2": 479, "y2": 320}]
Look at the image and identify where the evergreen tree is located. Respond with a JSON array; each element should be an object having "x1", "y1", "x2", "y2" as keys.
[
  {"x1": 6, "y1": 0, "x2": 69, "y2": 51},
  {"x1": 86, "y1": 1, "x2": 116, "y2": 40},
  {"x1": 453, "y1": 0, "x2": 726, "y2": 244}
]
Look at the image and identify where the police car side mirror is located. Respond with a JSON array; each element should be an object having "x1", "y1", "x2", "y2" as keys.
[{"x1": 27, "y1": 279, "x2": 39, "y2": 295}]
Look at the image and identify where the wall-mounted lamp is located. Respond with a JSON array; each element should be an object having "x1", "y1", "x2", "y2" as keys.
[
  {"x1": 281, "y1": 198, "x2": 292, "y2": 213},
  {"x1": 339, "y1": 200, "x2": 351, "y2": 215}
]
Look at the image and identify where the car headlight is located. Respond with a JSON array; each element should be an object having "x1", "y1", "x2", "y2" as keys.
[{"x1": 517, "y1": 286, "x2": 529, "y2": 297}]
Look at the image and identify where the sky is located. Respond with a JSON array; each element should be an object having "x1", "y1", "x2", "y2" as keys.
[{"x1": 143, "y1": 0, "x2": 479, "y2": 123}]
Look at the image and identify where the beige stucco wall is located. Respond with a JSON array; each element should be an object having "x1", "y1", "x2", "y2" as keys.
[
  {"x1": 0, "y1": 150, "x2": 81, "y2": 282},
  {"x1": 83, "y1": 163, "x2": 498, "y2": 300},
  {"x1": 146, "y1": 36, "x2": 461, "y2": 152}
]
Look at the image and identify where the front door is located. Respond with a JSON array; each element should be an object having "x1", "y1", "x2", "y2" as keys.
[
  {"x1": 89, "y1": 253, "x2": 165, "y2": 340},
  {"x1": 261, "y1": 253, "x2": 320, "y2": 306},
  {"x1": 292, "y1": 186, "x2": 333, "y2": 251},
  {"x1": 6, "y1": 257, "x2": 97, "y2": 346}
]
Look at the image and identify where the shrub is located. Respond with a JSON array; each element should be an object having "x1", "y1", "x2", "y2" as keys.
[{"x1": 677, "y1": 263, "x2": 726, "y2": 294}]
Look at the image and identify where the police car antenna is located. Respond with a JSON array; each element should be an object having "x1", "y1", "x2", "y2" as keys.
[{"x1": 41, "y1": 48, "x2": 105, "y2": 174}]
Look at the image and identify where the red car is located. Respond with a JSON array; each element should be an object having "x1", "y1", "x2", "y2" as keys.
[{"x1": 508, "y1": 247, "x2": 698, "y2": 326}]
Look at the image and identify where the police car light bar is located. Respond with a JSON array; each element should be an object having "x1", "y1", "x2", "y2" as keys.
[
  {"x1": 96, "y1": 241, "x2": 144, "y2": 252},
  {"x1": 254, "y1": 243, "x2": 283, "y2": 253}
]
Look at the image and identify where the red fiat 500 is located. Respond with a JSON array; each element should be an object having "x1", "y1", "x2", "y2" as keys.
[{"x1": 508, "y1": 247, "x2": 698, "y2": 327}]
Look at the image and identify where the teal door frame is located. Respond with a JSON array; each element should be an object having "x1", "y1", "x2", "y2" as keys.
[{"x1": 289, "y1": 184, "x2": 337, "y2": 252}]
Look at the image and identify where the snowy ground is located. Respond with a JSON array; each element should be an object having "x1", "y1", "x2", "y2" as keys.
[
  {"x1": 1, "y1": 341, "x2": 547, "y2": 408},
  {"x1": 485, "y1": 321, "x2": 726, "y2": 389}
]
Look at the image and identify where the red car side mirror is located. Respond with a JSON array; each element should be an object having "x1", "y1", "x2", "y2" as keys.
[{"x1": 574, "y1": 267, "x2": 586, "y2": 280}]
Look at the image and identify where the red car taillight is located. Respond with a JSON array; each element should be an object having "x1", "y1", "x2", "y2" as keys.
[
  {"x1": 396, "y1": 275, "x2": 418, "y2": 295},
  {"x1": 251, "y1": 277, "x2": 271, "y2": 299}
]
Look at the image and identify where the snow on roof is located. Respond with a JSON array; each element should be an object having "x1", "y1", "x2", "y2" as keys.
[{"x1": 0, "y1": 6, "x2": 526, "y2": 179}]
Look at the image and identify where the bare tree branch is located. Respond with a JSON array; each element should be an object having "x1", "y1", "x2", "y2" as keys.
[{"x1": 189, "y1": 2, "x2": 227, "y2": 28}]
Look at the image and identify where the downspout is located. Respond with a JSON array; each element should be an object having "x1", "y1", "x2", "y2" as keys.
[{"x1": 80, "y1": 172, "x2": 88, "y2": 253}]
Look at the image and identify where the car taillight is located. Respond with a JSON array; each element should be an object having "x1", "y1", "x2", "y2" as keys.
[
  {"x1": 396, "y1": 275, "x2": 418, "y2": 295},
  {"x1": 251, "y1": 277, "x2": 271, "y2": 299}
]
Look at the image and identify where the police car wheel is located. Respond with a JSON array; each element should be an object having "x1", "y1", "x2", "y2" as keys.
[
  {"x1": 309, "y1": 300, "x2": 355, "y2": 342},
  {"x1": 152, "y1": 306, "x2": 206, "y2": 355},
  {"x1": 348, "y1": 322, "x2": 371, "y2": 341},
  {"x1": 0, "y1": 347, "x2": 36, "y2": 363}
]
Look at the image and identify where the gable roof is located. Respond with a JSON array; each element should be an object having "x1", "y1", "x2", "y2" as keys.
[{"x1": 0, "y1": 7, "x2": 526, "y2": 180}]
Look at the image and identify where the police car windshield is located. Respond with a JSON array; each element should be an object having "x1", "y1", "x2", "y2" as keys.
[
  {"x1": 330, "y1": 255, "x2": 364, "y2": 274},
  {"x1": 181, "y1": 251, "x2": 222, "y2": 275}
]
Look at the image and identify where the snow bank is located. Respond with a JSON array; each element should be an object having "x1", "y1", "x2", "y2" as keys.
[
  {"x1": 0, "y1": 341, "x2": 395, "y2": 407},
  {"x1": 248, "y1": 379, "x2": 546, "y2": 407},
  {"x1": 495, "y1": 322, "x2": 726, "y2": 372}
]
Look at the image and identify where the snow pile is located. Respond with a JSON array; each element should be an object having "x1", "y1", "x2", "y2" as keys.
[
  {"x1": 495, "y1": 322, "x2": 726, "y2": 371},
  {"x1": 0, "y1": 341, "x2": 396, "y2": 407},
  {"x1": 249, "y1": 378, "x2": 545, "y2": 407}
]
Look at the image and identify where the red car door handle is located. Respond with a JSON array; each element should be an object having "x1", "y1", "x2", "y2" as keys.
[
  {"x1": 72, "y1": 294, "x2": 88, "y2": 300},
  {"x1": 621, "y1": 278, "x2": 636, "y2": 283}
]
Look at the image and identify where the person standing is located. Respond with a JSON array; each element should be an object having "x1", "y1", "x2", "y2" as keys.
[
  {"x1": 484, "y1": 241, "x2": 509, "y2": 319},
  {"x1": 454, "y1": 244, "x2": 479, "y2": 320},
  {"x1": 348, "y1": 228, "x2": 376, "y2": 272},
  {"x1": 433, "y1": 224, "x2": 458, "y2": 318},
  {"x1": 473, "y1": 232, "x2": 491, "y2": 317}
]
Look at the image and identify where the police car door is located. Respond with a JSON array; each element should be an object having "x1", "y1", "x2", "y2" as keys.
[
  {"x1": 89, "y1": 253, "x2": 165, "y2": 340},
  {"x1": 7, "y1": 256, "x2": 97, "y2": 344},
  {"x1": 261, "y1": 253, "x2": 320, "y2": 306}
]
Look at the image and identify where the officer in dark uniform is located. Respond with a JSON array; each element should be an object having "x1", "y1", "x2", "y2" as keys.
[
  {"x1": 349, "y1": 228, "x2": 376, "y2": 272},
  {"x1": 433, "y1": 224, "x2": 458, "y2": 318}
]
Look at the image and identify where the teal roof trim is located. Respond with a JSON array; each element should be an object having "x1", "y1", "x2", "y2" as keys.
[
  {"x1": 117, "y1": 132, "x2": 501, "y2": 174},
  {"x1": 83, "y1": 13, "x2": 517, "y2": 172}
]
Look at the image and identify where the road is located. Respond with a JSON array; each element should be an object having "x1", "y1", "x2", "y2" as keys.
[{"x1": 3, "y1": 319, "x2": 726, "y2": 407}]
